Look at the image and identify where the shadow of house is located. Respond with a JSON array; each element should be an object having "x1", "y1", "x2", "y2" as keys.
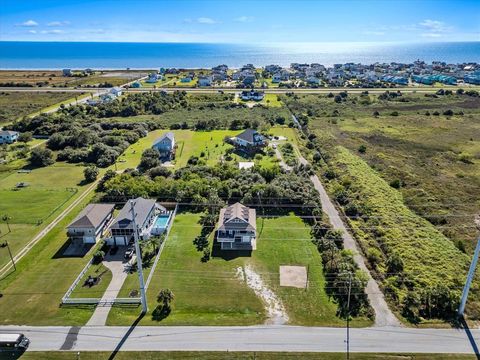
[
  {"x1": 211, "y1": 239, "x2": 252, "y2": 260},
  {"x1": 52, "y1": 238, "x2": 94, "y2": 259}
]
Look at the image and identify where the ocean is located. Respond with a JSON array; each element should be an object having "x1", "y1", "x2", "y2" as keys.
[{"x1": 0, "y1": 41, "x2": 478, "y2": 69}]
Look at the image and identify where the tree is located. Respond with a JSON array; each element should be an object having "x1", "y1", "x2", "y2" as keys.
[
  {"x1": 84, "y1": 165, "x2": 99, "y2": 183},
  {"x1": 358, "y1": 144, "x2": 367, "y2": 154},
  {"x1": 18, "y1": 132, "x2": 33, "y2": 143},
  {"x1": 157, "y1": 288, "x2": 174, "y2": 309},
  {"x1": 29, "y1": 147, "x2": 54, "y2": 167}
]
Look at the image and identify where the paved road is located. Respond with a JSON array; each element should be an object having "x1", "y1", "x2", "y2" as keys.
[
  {"x1": 0, "y1": 86, "x2": 455, "y2": 94},
  {"x1": 289, "y1": 114, "x2": 400, "y2": 327},
  {"x1": 0, "y1": 325, "x2": 478, "y2": 353}
]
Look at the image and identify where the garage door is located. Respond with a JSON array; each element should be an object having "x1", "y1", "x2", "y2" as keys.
[{"x1": 114, "y1": 236, "x2": 127, "y2": 246}]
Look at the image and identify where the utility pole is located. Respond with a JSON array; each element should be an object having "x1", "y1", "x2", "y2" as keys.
[
  {"x1": 130, "y1": 200, "x2": 148, "y2": 314},
  {"x1": 345, "y1": 272, "x2": 352, "y2": 360},
  {"x1": 459, "y1": 233, "x2": 480, "y2": 316}
]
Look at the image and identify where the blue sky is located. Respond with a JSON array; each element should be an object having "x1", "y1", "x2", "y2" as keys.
[{"x1": 1, "y1": 0, "x2": 479, "y2": 43}]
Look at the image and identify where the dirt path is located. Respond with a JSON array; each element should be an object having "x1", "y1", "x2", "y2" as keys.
[
  {"x1": 289, "y1": 114, "x2": 400, "y2": 327},
  {"x1": 237, "y1": 265, "x2": 289, "y2": 325}
]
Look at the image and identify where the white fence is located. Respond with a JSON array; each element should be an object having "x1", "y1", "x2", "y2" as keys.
[
  {"x1": 62, "y1": 297, "x2": 141, "y2": 305},
  {"x1": 61, "y1": 258, "x2": 93, "y2": 304},
  {"x1": 145, "y1": 204, "x2": 178, "y2": 291}
]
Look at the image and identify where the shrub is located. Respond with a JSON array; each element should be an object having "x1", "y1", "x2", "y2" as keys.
[
  {"x1": 390, "y1": 111, "x2": 399, "y2": 116},
  {"x1": 443, "y1": 109, "x2": 454, "y2": 116},
  {"x1": 84, "y1": 165, "x2": 99, "y2": 183},
  {"x1": 358, "y1": 144, "x2": 367, "y2": 154},
  {"x1": 29, "y1": 147, "x2": 54, "y2": 167},
  {"x1": 389, "y1": 179, "x2": 402, "y2": 189},
  {"x1": 92, "y1": 250, "x2": 105, "y2": 264}
]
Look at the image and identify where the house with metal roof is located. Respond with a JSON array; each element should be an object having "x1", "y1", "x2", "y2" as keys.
[
  {"x1": 152, "y1": 132, "x2": 175, "y2": 160},
  {"x1": 216, "y1": 202, "x2": 256, "y2": 250},
  {"x1": 67, "y1": 203, "x2": 115, "y2": 244},
  {"x1": 0, "y1": 130, "x2": 19, "y2": 144},
  {"x1": 109, "y1": 197, "x2": 166, "y2": 246},
  {"x1": 231, "y1": 129, "x2": 266, "y2": 150}
]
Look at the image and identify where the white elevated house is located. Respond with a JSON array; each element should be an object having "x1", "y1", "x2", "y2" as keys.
[
  {"x1": 231, "y1": 129, "x2": 267, "y2": 150},
  {"x1": 0, "y1": 130, "x2": 19, "y2": 144},
  {"x1": 240, "y1": 90, "x2": 264, "y2": 101},
  {"x1": 216, "y1": 202, "x2": 257, "y2": 250},
  {"x1": 108, "y1": 197, "x2": 166, "y2": 246},
  {"x1": 198, "y1": 76, "x2": 213, "y2": 87},
  {"x1": 67, "y1": 204, "x2": 115, "y2": 244},
  {"x1": 110, "y1": 87, "x2": 123, "y2": 97}
]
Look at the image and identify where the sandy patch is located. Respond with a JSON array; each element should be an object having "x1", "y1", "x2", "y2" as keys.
[
  {"x1": 280, "y1": 265, "x2": 307, "y2": 288},
  {"x1": 238, "y1": 265, "x2": 288, "y2": 325}
]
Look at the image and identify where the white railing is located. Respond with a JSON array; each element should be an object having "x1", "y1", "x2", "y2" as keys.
[
  {"x1": 61, "y1": 258, "x2": 93, "y2": 303},
  {"x1": 145, "y1": 204, "x2": 178, "y2": 291}
]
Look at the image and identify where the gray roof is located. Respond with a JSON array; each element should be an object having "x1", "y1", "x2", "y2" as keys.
[
  {"x1": 0, "y1": 130, "x2": 19, "y2": 136},
  {"x1": 110, "y1": 197, "x2": 164, "y2": 230},
  {"x1": 217, "y1": 202, "x2": 256, "y2": 232},
  {"x1": 153, "y1": 132, "x2": 174, "y2": 145},
  {"x1": 67, "y1": 203, "x2": 114, "y2": 229},
  {"x1": 235, "y1": 129, "x2": 263, "y2": 144}
]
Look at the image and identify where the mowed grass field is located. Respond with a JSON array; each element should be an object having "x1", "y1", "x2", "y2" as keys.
[
  {"x1": 107, "y1": 213, "x2": 352, "y2": 327},
  {"x1": 107, "y1": 212, "x2": 266, "y2": 326},
  {"x1": 116, "y1": 129, "x2": 279, "y2": 171},
  {"x1": 0, "y1": 164, "x2": 88, "y2": 270},
  {"x1": 0, "y1": 190, "x2": 98, "y2": 325},
  {"x1": 0, "y1": 91, "x2": 82, "y2": 124}
]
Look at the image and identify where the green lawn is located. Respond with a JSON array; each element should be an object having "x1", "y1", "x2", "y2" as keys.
[
  {"x1": 108, "y1": 213, "x2": 358, "y2": 327},
  {"x1": 116, "y1": 129, "x2": 278, "y2": 171},
  {"x1": 0, "y1": 163, "x2": 90, "y2": 269},
  {"x1": 0, "y1": 191, "x2": 98, "y2": 325},
  {"x1": 107, "y1": 212, "x2": 266, "y2": 326},
  {"x1": 12, "y1": 352, "x2": 477, "y2": 360},
  {"x1": 69, "y1": 263, "x2": 113, "y2": 299},
  {"x1": 0, "y1": 91, "x2": 82, "y2": 124}
]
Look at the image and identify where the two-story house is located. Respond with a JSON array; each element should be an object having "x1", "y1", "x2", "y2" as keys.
[
  {"x1": 216, "y1": 202, "x2": 257, "y2": 250},
  {"x1": 152, "y1": 132, "x2": 175, "y2": 160},
  {"x1": 231, "y1": 129, "x2": 266, "y2": 150},
  {"x1": 0, "y1": 130, "x2": 19, "y2": 145},
  {"x1": 66, "y1": 203, "x2": 115, "y2": 244},
  {"x1": 109, "y1": 197, "x2": 166, "y2": 246}
]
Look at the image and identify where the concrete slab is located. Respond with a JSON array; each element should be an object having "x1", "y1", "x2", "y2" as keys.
[{"x1": 279, "y1": 265, "x2": 307, "y2": 288}]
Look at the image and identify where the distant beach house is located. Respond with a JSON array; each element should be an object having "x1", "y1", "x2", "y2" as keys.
[
  {"x1": 241, "y1": 90, "x2": 264, "y2": 101},
  {"x1": 67, "y1": 203, "x2": 115, "y2": 244},
  {"x1": 152, "y1": 132, "x2": 175, "y2": 159},
  {"x1": 181, "y1": 76, "x2": 192, "y2": 83},
  {"x1": 216, "y1": 202, "x2": 257, "y2": 250},
  {"x1": 131, "y1": 81, "x2": 142, "y2": 88},
  {"x1": 146, "y1": 73, "x2": 161, "y2": 83},
  {"x1": 231, "y1": 129, "x2": 266, "y2": 150},
  {"x1": 62, "y1": 69, "x2": 72, "y2": 77},
  {"x1": 110, "y1": 87, "x2": 123, "y2": 97},
  {"x1": 109, "y1": 197, "x2": 167, "y2": 246},
  {"x1": 0, "y1": 130, "x2": 19, "y2": 144},
  {"x1": 198, "y1": 76, "x2": 213, "y2": 87}
]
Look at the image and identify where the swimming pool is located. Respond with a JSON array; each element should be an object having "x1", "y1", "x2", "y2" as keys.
[{"x1": 151, "y1": 213, "x2": 171, "y2": 235}]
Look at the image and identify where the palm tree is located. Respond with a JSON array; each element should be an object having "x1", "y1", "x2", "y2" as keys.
[{"x1": 157, "y1": 288, "x2": 174, "y2": 309}]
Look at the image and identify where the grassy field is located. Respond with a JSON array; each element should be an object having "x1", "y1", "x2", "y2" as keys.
[
  {"x1": 107, "y1": 212, "x2": 266, "y2": 326},
  {"x1": 282, "y1": 92, "x2": 480, "y2": 322},
  {"x1": 0, "y1": 190, "x2": 98, "y2": 325},
  {"x1": 283, "y1": 92, "x2": 480, "y2": 251},
  {"x1": 0, "y1": 91, "x2": 83, "y2": 124},
  {"x1": 0, "y1": 163, "x2": 89, "y2": 269},
  {"x1": 116, "y1": 129, "x2": 278, "y2": 171},
  {"x1": 10, "y1": 352, "x2": 478, "y2": 360},
  {"x1": 69, "y1": 263, "x2": 113, "y2": 298},
  {"x1": 0, "y1": 70, "x2": 146, "y2": 88},
  {"x1": 107, "y1": 213, "x2": 363, "y2": 327}
]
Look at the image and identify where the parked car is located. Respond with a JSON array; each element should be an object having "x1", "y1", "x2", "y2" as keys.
[{"x1": 124, "y1": 246, "x2": 135, "y2": 260}]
